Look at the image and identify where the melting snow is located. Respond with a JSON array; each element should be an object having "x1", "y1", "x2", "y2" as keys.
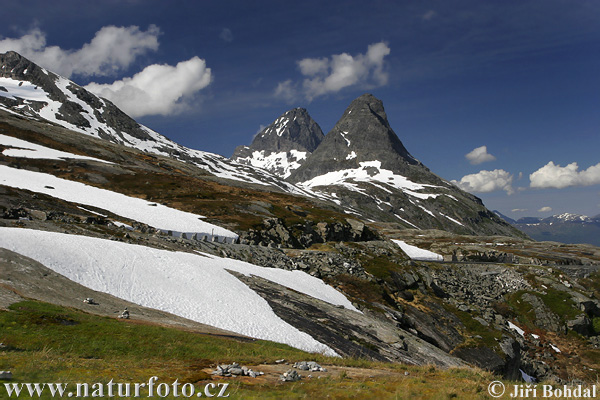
[
  {"x1": 0, "y1": 165, "x2": 237, "y2": 239},
  {"x1": 0, "y1": 228, "x2": 358, "y2": 355},
  {"x1": 391, "y1": 239, "x2": 443, "y2": 261},
  {"x1": 299, "y1": 160, "x2": 441, "y2": 201},
  {"x1": 236, "y1": 150, "x2": 308, "y2": 179},
  {"x1": 508, "y1": 321, "x2": 525, "y2": 337},
  {"x1": 394, "y1": 214, "x2": 420, "y2": 229},
  {"x1": 439, "y1": 212, "x2": 464, "y2": 226},
  {"x1": 339, "y1": 131, "x2": 351, "y2": 147},
  {"x1": 0, "y1": 134, "x2": 111, "y2": 164}
]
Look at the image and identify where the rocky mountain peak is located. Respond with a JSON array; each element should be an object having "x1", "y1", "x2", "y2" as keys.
[
  {"x1": 288, "y1": 93, "x2": 422, "y2": 184},
  {"x1": 231, "y1": 107, "x2": 324, "y2": 178}
]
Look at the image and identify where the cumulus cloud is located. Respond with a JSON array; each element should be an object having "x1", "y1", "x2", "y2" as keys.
[
  {"x1": 465, "y1": 145, "x2": 496, "y2": 165},
  {"x1": 85, "y1": 57, "x2": 211, "y2": 118},
  {"x1": 511, "y1": 208, "x2": 527, "y2": 212},
  {"x1": 451, "y1": 169, "x2": 514, "y2": 195},
  {"x1": 275, "y1": 42, "x2": 391, "y2": 101},
  {"x1": 219, "y1": 28, "x2": 233, "y2": 43},
  {"x1": 0, "y1": 25, "x2": 160, "y2": 78},
  {"x1": 529, "y1": 161, "x2": 600, "y2": 189},
  {"x1": 538, "y1": 206, "x2": 552, "y2": 212}
]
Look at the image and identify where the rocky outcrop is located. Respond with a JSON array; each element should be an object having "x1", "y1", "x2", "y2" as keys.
[{"x1": 238, "y1": 217, "x2": 377, "y2": 249}]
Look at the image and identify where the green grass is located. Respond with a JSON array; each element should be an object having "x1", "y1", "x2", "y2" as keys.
[
  {"x1": 440, "y1": 303, "x2": 502, "y2": 352},
  {"x1": 538, "y1": 288, "x2": 579, "y2": 322},
  {"x1": 0, "y1": 299, "x2": 578, "y2": 399}
]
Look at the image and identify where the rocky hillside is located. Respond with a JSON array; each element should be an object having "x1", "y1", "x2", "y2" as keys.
[
  {"x1": 0, "y1": 51, "x2": 304, "y2": 193},
  {"x1": 231, "y1": 107, "x2": 324, "y2": 178}
]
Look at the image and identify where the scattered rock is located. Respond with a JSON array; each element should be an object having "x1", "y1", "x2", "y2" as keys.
[
  {"x1": 293, "y1": 361, "x2": 326, "y2": 372},
  {"x1": 281, "y1": 369, "x2": 302, "y2": 382},
  {"x1": 0, "y1": 371, "x2": 12, "y2": 380},
  {"x1": 212, "y1": 363, "x2": 264, "y2": 377}
]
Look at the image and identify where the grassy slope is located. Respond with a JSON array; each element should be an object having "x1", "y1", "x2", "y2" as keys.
[{"x1": 0, "y1": 300, "x2": 513, "y2": 400}]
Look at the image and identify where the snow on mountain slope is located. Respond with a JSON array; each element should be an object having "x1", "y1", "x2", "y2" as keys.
[
  {"x1": 299, "y1": 160, "x2": 445, "y2": 201},
  {"x1": 0, "y1": 227, "x2": 356, "y2": 355},
  {"x1": 0, "y1": 133, "x2": 111, "y2": 163},
  {"x1": 0, "y1": 165, "x2": 237, "y2": 239},
  {"x1": 234, "y1": 149, "x2": 308, "y2": 179},
  {"x1": 0, "y1": 51, "x2": 306, "y2": 193},
  {"x1": 231, "y1": 108, "x2": 323, "y2": 178},
  {"x1": 392, "y1": 239, "x2": 443, "y2": 261}
]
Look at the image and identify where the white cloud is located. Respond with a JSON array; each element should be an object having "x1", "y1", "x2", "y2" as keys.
[
  {"x1": 219, "y1": 28, "x2": 233, "y2": 43},
  {"x1": 274, "y1": 80, "x2": 298, "y2": 103},
  {"x1": 538, "y1": 206, "x2": 552, "y2": 212},
  {"x1": 0, "y1": 25, "x2": 160, "y2": 78},
  {"x1": 465, "y1": 145, "x2": 496, "y2": 165},
  {"x1": 85, "y1": 57, "x2": 211, "y2": 118},
  {"x1": 511, "y1": 208, "x2": 527, "y2": 212},
  {"x1": 276, "y1": 42, "x2": 391, "y2": 101},
  {"x1": 451, "y1": 169, "x2": 514, "y2": 195},
  {"x1": 529, "y1": 161, "x2": 600, "y2": 189}
]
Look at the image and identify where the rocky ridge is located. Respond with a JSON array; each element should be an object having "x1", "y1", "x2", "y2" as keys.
[{"x1": 0, "y1": 51, "x2": 307, "y2": 193}]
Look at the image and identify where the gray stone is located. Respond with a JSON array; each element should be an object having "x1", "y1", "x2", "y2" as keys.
[
  {"x1": 281, "y1": 369, "x2": 302, "y2": 382},
  {"x1": 0, "y1": 371, "x2": 12, "y2": 380}
]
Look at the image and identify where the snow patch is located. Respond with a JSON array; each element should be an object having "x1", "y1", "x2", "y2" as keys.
[
  {"x1": 508, "y1": 321, "x2": 525, "y2": 337},
  {"x1": 0, "y1": 165, "x2": 237, "y2": 239},
  {"x1": 0, "y1": 134, "x2": 111, "y2": 164},
  {"x1": 391, "y1": 239, "x2": 442, "y2": 261},
  {"x1": 0, "y1": 228, "x2": 352, "y2": 355}
]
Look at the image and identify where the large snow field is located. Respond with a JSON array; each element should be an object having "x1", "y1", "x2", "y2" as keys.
[
  {"x1": 0, "y1": 165, "x2": 237, "y2": 239},
  {"x1": 392, "y1": 239, "x2": 443, "y2": 261},
  {"x1": 0, "y1": 227, "x2": 359, "y2": 355},
  {"x1": 0, "y1": 134, "x2": 111, "y2": 163}
]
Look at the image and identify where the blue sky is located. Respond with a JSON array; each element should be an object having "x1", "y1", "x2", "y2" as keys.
[{"x1": 1, "y1": 0, "x2": 599, "y2": 218}]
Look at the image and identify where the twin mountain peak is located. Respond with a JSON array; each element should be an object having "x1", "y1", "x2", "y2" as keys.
[{"x1": 232, "y1": 94, "x2": 422, "y2": 182}]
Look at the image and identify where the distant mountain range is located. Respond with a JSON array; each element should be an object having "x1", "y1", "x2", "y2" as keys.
[{"x1": 494, "y1": 211, "x2": 600, "y2": 246}]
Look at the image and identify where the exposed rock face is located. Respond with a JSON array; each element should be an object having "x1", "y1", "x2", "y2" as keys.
[
  {"x1": 289, "y1": 94, "x2": 422, "y2": 183},
  {"x1": 231, "y1": 108, "x2": 324, "y2": 178},
  {"x1": 287, "y1": 94, "x2": 524, "y2": 237}
]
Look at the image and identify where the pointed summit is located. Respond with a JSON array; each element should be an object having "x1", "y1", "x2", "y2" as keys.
[
  {"x1": 288, "y1": 93, "x2": 423, "y2": 184},
  {"x1": 285, "y1": 94, "x2": 521, "y2": 237},
  {"x1": 231, "y1": 107, "x2": 324, "y2": 178}
]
